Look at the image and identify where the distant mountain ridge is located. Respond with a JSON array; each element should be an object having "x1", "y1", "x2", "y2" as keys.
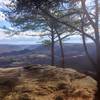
[
  {"x1": 0, "y1": 44, "x2": 40, "y2": 54},
  {"x1": 0, "y1": 43, "x2": 96, "y2": 72}
]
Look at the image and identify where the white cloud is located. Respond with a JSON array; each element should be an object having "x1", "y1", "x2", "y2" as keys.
[
  {"x1": 0, "y1": 29, "x2": 9, "y2": 39},
  {"x1": 0, "y1": 29, "x2": 42, "y2": 39},
  {"x1": 0, "y1": 0, "x2": 11, "y2": 21},
  {"x1": 22, "y1": 31, "x2": 44, "y2": 36},
  {"x1": 0, "y1": 0, "x2": 11, "y2": 5},
  {"x1": 0, "y1": 29, "x2": 43, "y2": 44}
]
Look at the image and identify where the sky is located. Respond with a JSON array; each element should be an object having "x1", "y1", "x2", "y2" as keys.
[
  {"x1": 0, "y1": 0, "x2": 46, "y2": 44},
  {"x1": 0, "y1": 0, "x2": 93, "y2": 45}
]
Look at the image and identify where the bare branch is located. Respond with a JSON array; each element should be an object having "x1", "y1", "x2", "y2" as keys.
[
  {"x1": 81, "y1": 0, "x2": 96, "y2": 29},
  {"x1": 40, "y1": 7, "x2": 96, "y2": 42}
]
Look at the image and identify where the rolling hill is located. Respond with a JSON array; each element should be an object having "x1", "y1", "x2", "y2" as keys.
[{"x1": 0, "y1": 43, "x2": 96, "y2": 72}]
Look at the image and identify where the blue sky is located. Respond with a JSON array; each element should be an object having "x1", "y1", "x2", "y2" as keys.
[
  {"x1": 0, "y1": 0, "x2": 93, "y2": 45},
  {"x1": 0, "y1": 0, "x2": 44, "y2": 44}
]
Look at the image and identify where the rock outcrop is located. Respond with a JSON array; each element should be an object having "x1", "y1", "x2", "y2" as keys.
[{"x1": 0, "y1": 65, "x2": 97, "y2": 100}]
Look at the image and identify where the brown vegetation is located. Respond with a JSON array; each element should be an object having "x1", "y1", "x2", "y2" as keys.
[{"x1": 0, "y1": 65, "x2": 97, "y2": 100}]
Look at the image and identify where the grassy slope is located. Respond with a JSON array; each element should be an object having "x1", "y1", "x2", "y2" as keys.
[{"x1": 0, "y1": 65, "x2": 97, "y2": 100}]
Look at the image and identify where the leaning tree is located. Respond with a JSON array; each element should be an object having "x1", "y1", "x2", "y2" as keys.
[{"x1": 78, "y1": 0, "x2": 100, "y2": 99}]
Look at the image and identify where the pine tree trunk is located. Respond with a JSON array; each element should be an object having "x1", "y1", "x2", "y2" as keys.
[
  {"x1": 82, "y1": 34, "x2": 96, "y2": 67},
  {"x1": 54, "y1": 27, "x2": 65, "y2": 67},
  {"x1": 51, "y1": 31, "x2": 55, "y2": 66},
  {"x1": 95, "y1": 71, "x2": 100, "y2": 100},
  {"x1": 94, "y1": 44, "x2": 100, "y2": 100},
  {"x1": 57, "y1": 33, "x2": 65, "y2": 67},
  {"x1": 94, "y1": 0, "x2": 100, "y2": 99}
]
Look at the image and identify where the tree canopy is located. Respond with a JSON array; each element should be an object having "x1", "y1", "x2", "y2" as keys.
[{"x1": 5, "y1": 0, "x2": 80, "y2": 32}]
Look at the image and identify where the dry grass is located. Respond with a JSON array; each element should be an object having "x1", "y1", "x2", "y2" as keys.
[{"x1": 0, "y1": 65, "x2": 97, "y2": 100}]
